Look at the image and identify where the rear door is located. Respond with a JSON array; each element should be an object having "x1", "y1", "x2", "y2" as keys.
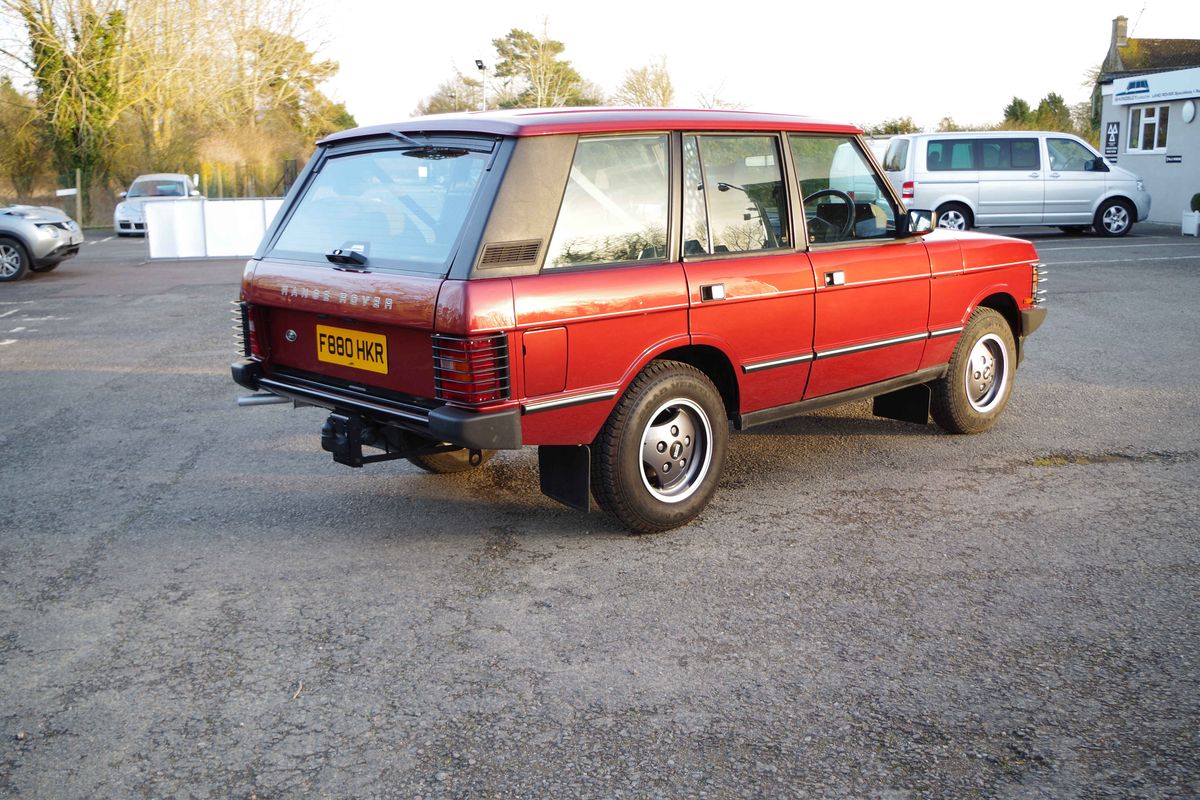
[
  {"x1": 976, "y1": 137, "x2": 1044, "y2": 225},
  {"x1": 679, "y1": 132, "x2": 816, "y2": 414},
  {"x1": 790, "y1": 134, "x2": 931, "y2": 398}
]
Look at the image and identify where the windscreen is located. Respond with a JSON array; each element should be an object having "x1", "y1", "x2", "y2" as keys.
[
  {"x1": 128, "y1": 180, "x2": 186, "y2": 198},
  {"x1": 270, "y1": 146, "x2": 490, "y2": 274}
]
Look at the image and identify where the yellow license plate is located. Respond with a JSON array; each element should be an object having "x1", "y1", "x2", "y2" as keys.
[{"x1": 315, "y1": 325, "x2": 388, "y2": 374}]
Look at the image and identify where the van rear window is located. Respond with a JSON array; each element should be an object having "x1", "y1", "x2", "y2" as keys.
[{"x1": 882, "y1": 139, "x2": 909, "y2": 172}]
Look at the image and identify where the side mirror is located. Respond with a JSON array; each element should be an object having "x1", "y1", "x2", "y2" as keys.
[
  {"x1": 118, "y1": 191, "x2": 127, "y2": 199},
  {"x1": 190, "y1": 190, "x2": 201, "y2": 197},
  {"x1": 1089, "y1": 157, "x2": 1109, "y2": 173},
  {"x1": 899, "y1": 208, "x2": 934, "y2": 237}
]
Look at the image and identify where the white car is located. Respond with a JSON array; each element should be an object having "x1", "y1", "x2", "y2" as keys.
[
  {"x1": 113, "y1": 173, "x2": 202, "y2": 236},
  {"x1": 881, "y1": 131, "x2": 1151, "y2": 237}
]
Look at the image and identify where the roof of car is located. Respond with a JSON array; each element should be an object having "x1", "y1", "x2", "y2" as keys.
[
  {"x1": 320, "y1": 107, "x2": 861, "y2": 145},
  {"x1": 131, "y1": 173, "x2": 190, "y2": 182}
]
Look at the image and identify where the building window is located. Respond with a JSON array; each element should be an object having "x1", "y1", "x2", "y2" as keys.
[{"x1": 1128, "y1": 106, "x2": 1169, "y2": 152}]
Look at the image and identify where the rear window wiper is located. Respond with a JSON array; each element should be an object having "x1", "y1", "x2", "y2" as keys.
[
  {"x1": 387, "y1": 130, "x2": 468, "y2": 159},
  {"x1": 326, "y1": 248, "x2": 368, "y2": 267}
]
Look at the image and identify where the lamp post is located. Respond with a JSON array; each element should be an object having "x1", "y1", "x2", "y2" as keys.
[{"x1": 475, "y1": 59, "x2": 487, "y2": 111}]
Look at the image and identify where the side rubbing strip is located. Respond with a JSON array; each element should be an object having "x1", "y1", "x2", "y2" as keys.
[
  {"x1": 742, "y1": 353, "x2": 814, "y2": 374},
  {"x1": 815, "y1": 332, "x2": 928, "y2": 360},
  {"x1": 523, "y1": 389, "x2": 618, "y2": 414},
  {"x1": 930, "y1": 326, "x2": 964, "y2": 339}
]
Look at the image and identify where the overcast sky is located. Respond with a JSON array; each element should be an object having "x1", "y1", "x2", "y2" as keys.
[{"x1": 313, "y1": 0, "x2": 1196, "y2": 131}]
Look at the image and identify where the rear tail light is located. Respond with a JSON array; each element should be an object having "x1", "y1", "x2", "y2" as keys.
[
  {"x1": 1032, "y1": 263, "x2": 1048, "y2": 307},
  {"x1": 232, "y1": 301, "x2": 264, "y2": 358},
  {"x1": 433, "y1": 334, "x2": 511, "y2": 407},
  {"x1": 902, "y1": 181, "x2": 915, "y2": 200}
]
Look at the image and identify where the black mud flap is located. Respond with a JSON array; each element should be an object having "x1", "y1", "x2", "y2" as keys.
[
  {"x1": 873, "y1": 383, "x2": 931, "y2": 425},
  {"x1": 538, "y1": 445, "x2": 591, "y2": 512}
]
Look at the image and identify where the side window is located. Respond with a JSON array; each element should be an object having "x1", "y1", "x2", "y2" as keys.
[
  {"x1": 979, "y1": 139, "x2": 1040, "y2": 170},
  {"x1": 1047, "y1": 138, "x2": 1099, "y2": 172},
  {"x1": 927, "y1": 140, "x2": 976, "y2": 171},
  {"x1": 545, "y1": 135, "x2": 669, "y2": 268},
  {"x1": 790, "y1": 135, "x2": 897, "y2": 245},
  {"x1": 682, "y1": 134, "x2": 789, "y2": 256}
]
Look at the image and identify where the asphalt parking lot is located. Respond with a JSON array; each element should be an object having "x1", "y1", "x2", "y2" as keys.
[{"x1": 2, "y1": 225, "x2": 1198, "y2": 798}]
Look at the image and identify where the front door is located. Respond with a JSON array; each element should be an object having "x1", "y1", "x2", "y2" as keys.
[
  {"x1": 1043, "y1": 136, "x2": 1107, "y2": 225},
  {"x1": 790, "y1": 134, "x2": 932, "y2": 399}
]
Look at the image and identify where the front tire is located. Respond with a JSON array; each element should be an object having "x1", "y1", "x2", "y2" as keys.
[
  {"x1": 1094, "y1": 199, "x2": 1133, "y2": 237},
  {"x1": 0, "y1": 238, "x2": 30, "y2": 282},
  {"x1": 935, "y1": 202, "x2": 972, "y2": 231},
  {"x1": 592, "y1": 360, "x2": 728, "y2": 533},
  {"x1": 931, "y1": 308, "x2": 1016, "y2": 434}
]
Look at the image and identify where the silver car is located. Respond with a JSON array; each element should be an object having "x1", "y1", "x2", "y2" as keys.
[
  {"x1": 0, "y1": 205, "x2": 84, "y2": 282},
  {"x1": 882, "y1": 131, "x2": 1152, "y2": 237},
  {"x1": 113, "y1": 173, "x2": 202, "y2": 235}
]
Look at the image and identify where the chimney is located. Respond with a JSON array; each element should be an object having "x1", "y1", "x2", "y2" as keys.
[{"x1": 1113, "y1": 16, "x2": 1128, "y2": 48}]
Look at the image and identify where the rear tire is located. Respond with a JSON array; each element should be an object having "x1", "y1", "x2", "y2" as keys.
[
  {"x1": 931, "y1": 308, "x2": 1016, "y2": 434},
  {"x1": 0, "y1": 237, "x2": 30, "y2": 282},
  {"x1": 1094, "y1": 199, "x2": 1134, "y2": 237},
  {"x1": 592, "y1": 360, "x2": 728, "y2": 533},
  {"x1": 407, "y1": 447, "x2": 495, "y2": 474},
  {"x1": 935, "y1": 202, "x2": 972, "y2": 231}
]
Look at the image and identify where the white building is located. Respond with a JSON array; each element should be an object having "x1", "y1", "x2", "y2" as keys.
[{"x1": 1097, "y1": 16, "x2": 1200, "y2": 223}]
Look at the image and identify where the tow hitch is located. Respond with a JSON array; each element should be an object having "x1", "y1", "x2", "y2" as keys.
[{"x1": 319, "y1": 412, "x2": 468, "y2": 468}]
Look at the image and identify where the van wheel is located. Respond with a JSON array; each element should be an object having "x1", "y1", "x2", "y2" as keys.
[
  {"x1": 931, "y1": 308, "x2": 1015, "y2": 434},
  {"x1": 407, "y1": 447, "x2": 495, "y2": 474},
  {"x1": 0, "y1": 237, "x2": 30, "y2": 282},
  {"x1": 592, "y1": 360, "x2": 728, "y2": 533},
  {"x1": 935, "y1": 203, "x2": 972, "y2": 231},
  {"x1": 1094, "y1": 199, "x2": 1133, "y2": 237}
]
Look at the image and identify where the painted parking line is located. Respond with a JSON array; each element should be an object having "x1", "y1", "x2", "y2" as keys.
[
  {"x1": 1037, "y1": 241, "x2": 1197, "y2": 252},
  {"x1": 0, "y1": 339, "x2": 16, "y2": 347},
  {"x1": 0, "y1": 309, "x2": 19, "y2": 319},
  {"x1": 1046, "y1": 256, "x2": 1200, "y2": 265}
]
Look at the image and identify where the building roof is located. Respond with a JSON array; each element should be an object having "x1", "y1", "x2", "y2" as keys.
[
  {"x1": 320, "y1": 107, "x2": 860, "y2": 145},
  {"x1": 1101, "y1": 17, "x2": 1200, "y2": 81}
]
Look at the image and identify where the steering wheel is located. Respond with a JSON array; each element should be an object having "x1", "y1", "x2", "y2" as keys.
[{"x1": 804, "y1": 189, "x2": 856, "y2": 241}]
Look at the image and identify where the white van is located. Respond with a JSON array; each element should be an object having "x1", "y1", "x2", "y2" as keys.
[{"x1": 881, "y1": 131, "x2": 1151, "y2": 237}]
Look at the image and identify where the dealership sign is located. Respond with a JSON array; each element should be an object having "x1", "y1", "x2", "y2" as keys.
[{"x1": 1113, "y1": 66, "x2": 1200, "y2": 105}]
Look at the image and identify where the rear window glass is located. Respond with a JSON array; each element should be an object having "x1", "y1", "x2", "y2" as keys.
[
  {"x1": 270, "y1": 146, "x2": 489, "y2": 274},
  {"x1": 882, "y1": 139, "x2": 909, "y2": 172},
  {"x1": 927, "y1": 140, "x2": 975, "y2": 171}
]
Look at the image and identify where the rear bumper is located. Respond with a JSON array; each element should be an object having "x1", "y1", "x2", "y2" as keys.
[{"x1": 232, "y1": 359, "x2": 522, "y2": 450}]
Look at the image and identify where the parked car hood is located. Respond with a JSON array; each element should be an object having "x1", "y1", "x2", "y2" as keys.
[{"x1": 0, "y1": 205, "x2": 72, "y2": 223}]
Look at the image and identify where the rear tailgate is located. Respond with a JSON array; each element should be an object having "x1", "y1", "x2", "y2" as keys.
[{"x1": 245, "y1": 259, "x2": 441, "y2": 399}]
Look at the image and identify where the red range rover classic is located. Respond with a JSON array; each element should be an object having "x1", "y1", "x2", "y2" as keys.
[{"x1": 232, "y1": 109, "x2": 1047, "y2": 532}]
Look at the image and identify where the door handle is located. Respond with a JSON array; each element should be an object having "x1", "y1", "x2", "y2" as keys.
[
  {"x1": 1049, "y1": 172, "x2": 1061, "y2": 178},
  {"x1": 824, "y1": 271, "x2": 845, "y2": 287},
  {"x1": 1028, "y1": 172, "x2": 1040, "y2": 178},
  {"x1": 700, "y1": 283, "x2": 726, "y2": 301}
]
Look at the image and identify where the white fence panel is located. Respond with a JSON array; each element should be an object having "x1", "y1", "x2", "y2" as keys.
[{"x1": 146, "y1": 198, "x2": 285, "y2": 259}]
